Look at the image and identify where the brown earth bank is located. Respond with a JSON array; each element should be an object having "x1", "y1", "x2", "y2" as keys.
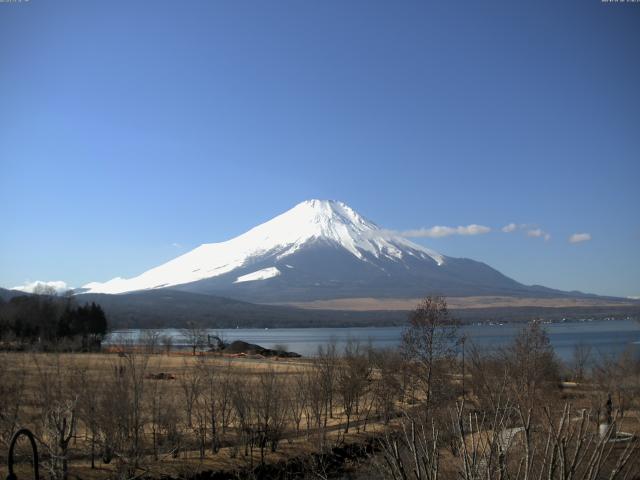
[
  {"x1": 139, "y1": 440, "x2": 376, "y2": 480},
  {"x1": 274, "y1": 295, "x2": 640, "y2": 311},
  {"x1": 222, "y1": 340, "x2": 301, "y2": 358}
]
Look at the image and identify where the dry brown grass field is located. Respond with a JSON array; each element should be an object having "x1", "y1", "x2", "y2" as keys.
[
  {"x1": 0, "y1": 348, "x2": 407, "y2": 480},
  {"x1": 1, "y1": 349, "x2": 386, "y2": 479},
  {"x1": 1, "y1": 312, "x2": 639, "y2": 480},
  {"x1": 273, "y1": 295, "x2": 640, "y2": 311}
]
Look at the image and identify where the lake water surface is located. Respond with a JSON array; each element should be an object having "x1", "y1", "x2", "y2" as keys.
[{"x1": 107, "y1": 319, "x2": 640, "y2": 362}]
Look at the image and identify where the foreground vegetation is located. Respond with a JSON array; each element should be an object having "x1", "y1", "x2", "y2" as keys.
[{"x1": 0, "y1": 297, "x2": 638, "y2": 480}]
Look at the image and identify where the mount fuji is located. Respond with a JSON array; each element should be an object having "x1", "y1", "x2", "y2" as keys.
[{"x1": 80, "y1": 199, "x2": 580, "y2": 303}]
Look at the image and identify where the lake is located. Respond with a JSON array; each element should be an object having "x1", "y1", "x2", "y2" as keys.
[{"x1": 106, "y1": 318, "x2": 640, "y2": 363}]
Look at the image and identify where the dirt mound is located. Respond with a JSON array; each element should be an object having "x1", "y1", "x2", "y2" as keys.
[{"x1": 223, "y1": 340, "x2": 301, "y2": 358}]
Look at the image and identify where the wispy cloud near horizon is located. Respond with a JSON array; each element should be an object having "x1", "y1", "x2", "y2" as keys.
[
  {"x1": 527, "y1": 228, "x2": 551, "y2": 241},
  {"x1": 387, "y1": 221, "x2": 559, "y2": 241},
  {"x1": 569, "y1": 233, "x2": 591, "y2": 244},
  {"x1": 400, "y1": 224, "x2": 491, "y2": 238}
]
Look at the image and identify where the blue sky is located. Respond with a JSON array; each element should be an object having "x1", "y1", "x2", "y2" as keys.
[{"x1": 1, "y1": 0, "x2": 639, "y2": 297}]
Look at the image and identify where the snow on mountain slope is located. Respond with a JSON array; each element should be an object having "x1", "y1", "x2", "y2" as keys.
[
  {"x1": 82, "y1": 200, "x2": 444, "y2": 294},
  {"x1": 234, "y1": 267, "x2": 281, "y2": 284}
]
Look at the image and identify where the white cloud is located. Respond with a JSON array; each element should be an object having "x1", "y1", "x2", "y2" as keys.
[
  {"x1": 527, "y1": 229, "x2": 551, "y2": 241},
  {"x1": 569, "y1": 233, "x2": 591, "y2": 244},
  {"x1": 401, "y1": 224, "x2": 491, "y2": 238},
  {"x1": 11, "y1": 280, "x2": 71, "y2": 294},
  {"x1": 389, "y1": 220, "x2": 554, "y2": 242}
]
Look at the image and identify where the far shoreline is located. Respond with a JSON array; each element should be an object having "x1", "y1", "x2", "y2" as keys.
[{"x1": 105, "y1": 305, "x2": 640, "y2": 331}]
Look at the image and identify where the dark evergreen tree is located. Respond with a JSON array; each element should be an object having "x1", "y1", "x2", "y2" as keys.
[
  {"x1": 0, "y1": 293, "x2": 109, "y2": 349},
  {"x1": 88, "y1": 302, "x2": 108, "y2": 338},
  {"x1": 57, "y1": 307, "x2": 74, "y2": 338}
]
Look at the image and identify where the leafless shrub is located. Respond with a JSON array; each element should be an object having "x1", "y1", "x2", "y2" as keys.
[
  {"x1": 571, "y1": 343, "x2": 592, "y2": 382},
  {"x1": 337, "y1": 340, "x2": 372, "y2": 433},
  {"x1": 0, "y1": 353, "x2": 26, "y2": 451},
  {"x1": 501, "y1": 322, "x2": 561, "y2": 410},
  {"x1": 161, "y1": 334, "x2": 173, "y2": 355},
  {"x1": 178, "y1": 358, "x2": 203, "y2": 429},
  {"x1": 140, "y1": 329, "x2": 161, "y2": 354},
  {"x1": 402, "y1": 296, "x2": 459, "y2": 410},
  {"x1": 32, "y1": 354, "x2": 78, "y2": 480},
  {"x1": 380, "y1": 399, "x2": 639, "y2": 480},
  {"x1": 182, "y1": 322, "x2": 207, "y2": 356},
  {"x1": 378, "y1": 413, "x2": 440, "y2": 480},
  {"x1": 288, "y1": 370, "x2": 309, "y2": 435},
  {"x1": 371, "y1": 348, "x2": 403, "y2": 425},
  {"x1": 95, "y1": 346, "x2": 150, "y2": 479},
  {"x1": 316, "y1": 341, "x2": 338, "y2": 420}
]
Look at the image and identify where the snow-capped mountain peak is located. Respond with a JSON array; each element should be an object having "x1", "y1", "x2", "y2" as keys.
[{"x1": 82, "y1": 200, "x2": 444, "y2": 295}]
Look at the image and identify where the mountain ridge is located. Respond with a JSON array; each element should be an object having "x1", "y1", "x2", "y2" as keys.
[
  {"x1": 81, "y1": 199, "x2": 445, "y2": 296},
  {"x1": 78, "y1": 199, "x2": 612, "y2": 303}
]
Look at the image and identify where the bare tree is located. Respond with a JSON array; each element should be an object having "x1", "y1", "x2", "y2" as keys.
[
  {"x1": 378, "y1": 413, "x2": 440, "y2": 480},
  {"x1": 192, "y1": 379, "x2": 209, "y2": 460},
  {"x1": 97, "y1": 345, "x2": 150, "y2": 478},
  {"x1": 43, "y1": 400, "x2": 77, "y2": 480},
  {"x1": 592, "y1": 347, "x2": 640, "y2": 423},
  {"x1": 145, "y1": 354, "x2": 167, "y2": 461},
  {"x1": 304, "y1": 367, "x2": 327, "y2": 446},
  {"x1": 402, "y1": 296, "x2": 459, "y2": 410},
  {"x1": 381, "y1": 398, "x2": 639, "y2": 480},
  {"x1": 75, "y1": 362, "x2": 101, "y2": 468},
  {"x1": 178, "y1": 358, "x2": 203, "y2": 429},
  {"x1": 371, "y1": 348, "x2": 403, "y2": 425},
  {"x1": 217, "y1": 359, "x2": 235, "y2": 435},
  {"x1": 254, "y1": 367, "x2": 287, "y2": 462},
  {"x1": 230, "y1": 375, "x2": 255, "y2": 465},
  {"x1": 156, "y1": 395, "x2": 182, "y2": 459},
  {"x1": 288, "y1": 370, "x2": 309, "y2": 435},
  {"x1": 199, "y1": 358, "x2": 226, "y2": 455},
  {"x1": 161, "y1": 334, "x2": 173, "y2": 355},
  {"x1": 571, "y1": 342, "x2": 592, "y2": 382},
  {"x1": 467, "y1": 342, "x2": 512, "y2": 415},
  {"x1": 316, "y1": 341, "x2": 338, "y2": 419},
  {"x1": 502, "y1": 322, "x2": 560, "y2": 410},
  {"x1": 182, "y1": 322, "x2": 206, "y2": 356},
  {"x1": 337, "y1": 340, "x2": 372, "y2": 433},
  {"x1": 33, "y1": 354, "x2": 78, "y2": 480},
  {"x1": 141, "y1": 329, "x2": 161, "y2": 354}
]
